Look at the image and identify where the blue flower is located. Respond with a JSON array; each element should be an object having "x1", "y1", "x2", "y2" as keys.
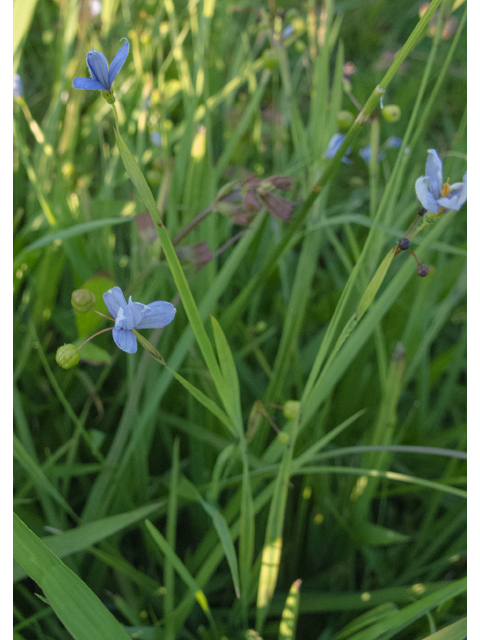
[
  {"x1": 13, "y1": 74, "x2": 23, "y2": 98},
  {"x1": 103, "y1": 286, "x2": 176, "y2": 353},
  {"x1": 324, "y1": 133, "x2": 352, "y2": 164},
  {"x1": 415, "y1": 149, "x2": 467, "y2": 214},
  {"x1": 386, "y1": 136, "x2": 402, "y2": 148},
  {"x1": 359, "y1": 144, "x2": 386, "y2": 164},
  {"x1": 150, "y1": 132, "x2": 162, "y2": 147},
  {"x1": 73, "y1": 39, "x2": 129, "y2": 93}
]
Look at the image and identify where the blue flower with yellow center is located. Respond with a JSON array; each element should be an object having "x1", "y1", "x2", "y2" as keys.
[
  {"x1": 415, "y1": 149, "x2": 467, "y2": 215},
  {"x1": 73, "y1": 39, "x2": 129, "y2": 94},
  {"x1": 103, "y1": 286, "x2": 176, "y2": 354}
]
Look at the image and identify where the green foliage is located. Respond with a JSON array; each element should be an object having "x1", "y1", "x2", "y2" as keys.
[{"x1": 14, "y1": 0, "x2": 466, "y2": 639}]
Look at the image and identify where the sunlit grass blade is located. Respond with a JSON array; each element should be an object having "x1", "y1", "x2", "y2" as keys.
[
  {"x1": 256, "y1": 413, "x2": 301, "y2": 631},
  {"x1": 278, "y1": 579, "x2": 302, "y2": 640},
  {"x1": 13, "y1": 0, "x2": 38, "y2": 64},
  {"x1": 419, "y1": 617, "x2": 467, "y2": 640}
]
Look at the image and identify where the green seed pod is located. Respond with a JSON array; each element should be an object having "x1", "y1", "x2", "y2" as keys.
[
  {"x1": 255, "y1": 320, "x2": 267, "y2": 333},
  {"x1": 56, "y1": 344, "x2": 80, "y2": 369},
  {"x1": 71, "y1": 289, "x2": 96, "y2": 313},
  {"x1": 262, "y1": 49, "x2": 279, "y2": 69},
  {"x1": 283, "y1": 400, "x2": 300, "y2": 420},
  {"x1": 337, "y1": 110, "x2": 355, "y2": 130},
  {"x1": 146, "y1": 169, "x2": 163, "y2": 186},
  {"x1": 382, "y1": 104, "x2": 401, "y2": 122}
]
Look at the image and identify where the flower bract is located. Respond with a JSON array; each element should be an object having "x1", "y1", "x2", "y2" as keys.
[
  {"x1": 103, "y1": 286, "x2": 176, "y2": 353},
  {"x1": 73, "y1": 39, "x2": 129, "y2": 93},
  {"x1": 415, "y1": 149, "x2": 467, "y2": 214}
]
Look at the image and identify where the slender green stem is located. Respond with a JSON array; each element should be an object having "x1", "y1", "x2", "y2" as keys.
[{"x1": 111, "y1": 103, "x2": 120, "y2": 130}]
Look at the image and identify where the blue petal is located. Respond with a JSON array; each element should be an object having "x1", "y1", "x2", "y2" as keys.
[
  {"x1": 86, "y1": 50, "x2": 110, "y2": 89},
  {"x1": 108, "y1": 40, "x2": 129, "y2": 88},
  {"x1": 324, "y1": 133, "x2": 345, "y2": 158},
  {"x1": 438, "y1": 180, "x2": 467, "y2": 211},
  {"x1": 359, "y1": 145, "x2": 371, "y2": 163},
  {"x1": 72, "y1": 77, "x2": 107, "y2": 91},
  {"x1": 136, "y1": 301, "x2": 176, "y2": 329},
  {"x1": 103, "y1": 286, "x2": 128, "y2": 319},
  {"x1": 386, "y1": 136, "x2": 402, "y2": 148},
  {"x1": 425, "y1": 149, "x2": 443, "y2": 200},
  {"x1": 124, "y1": 299, "x2": 148, "y2": 329},
  {"x1": 13, "y1": 73, "x2": 23, "y2": 98},
  {"x1": 415, "y1": 176, "x2": 439, "y2": 213},
  {"x1": 112, "y1": 327, "x2": 137, "y2": 353}
]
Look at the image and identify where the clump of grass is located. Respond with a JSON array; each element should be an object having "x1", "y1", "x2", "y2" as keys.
[{"x1": 14, "y1": 1, "x2": 466, "y2": 639}]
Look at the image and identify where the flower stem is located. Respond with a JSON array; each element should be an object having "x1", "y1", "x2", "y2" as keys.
[
  {"x1": 111, "y1": 103, "x2": 120, "y2": 130},
  {"x1": 408, "y1": 220, "x2": 428, "y2": 242},
  {"x1": 78, "y1": 327, "x2": 113, "y2": 350}
]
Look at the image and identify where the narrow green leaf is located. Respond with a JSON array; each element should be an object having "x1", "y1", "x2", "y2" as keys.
[
  {"x1": 13, "y1": 435, "x2": 76, "y2": 520},
  {"x1": 343, "y1": 577, "x2": 466, "y2": 640},
  {"x1": 14, "y1": 501, "x2": 165, "y2": 582},
  {"x1": 114, "y1": 128, "x2": 224, "y2": 394},
  {"x1": 13, "y1": 513, "x2": 131, "y2": 640},
  {"x1": 355, "y1": 522, "x2": 411, "y2": 546},
  {"x1": 334, "y1": 603, "x2": 399, "y2": 640},
  {"x1": 165, "y1": 365, "x2": 235, "y2": 436},
  {"x1": 145, "y1": 519, "x2": 217, "y2": 633},
  {"x1": 210, "y1": 315, "x2": 242, "y2": 431},
  {"x1": 165, "y1": 439, "x2": 180, "y2": 640},
  {"x1": 179, "y1": 476, "x2": 241, "y2": 600},
  {"x1": 13, "y1": 218, "x2": 131, "y2": 270},
  {"x1": 355, "y1": 248, "x2": 395, "y2": 322}
]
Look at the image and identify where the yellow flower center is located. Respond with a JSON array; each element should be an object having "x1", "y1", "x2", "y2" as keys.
[{"x1": 441, "y1": 182, "x2": 450, "y2": 197}]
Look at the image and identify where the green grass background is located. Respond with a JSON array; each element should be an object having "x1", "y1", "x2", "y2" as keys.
[{"x1": 13, "y1": 0, "x2": 466, "y2": 638}]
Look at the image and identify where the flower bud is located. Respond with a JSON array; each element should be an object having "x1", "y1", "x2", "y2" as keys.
[
  {"x1": 382, "y1": 104, "x2": 401, "y2": 122},
  {"x1": 56, "y1": 344, "x2": 80, "y2": 369},
  {"x1": 71, "y1": 289, "x2": 96, "y2": 313},
  {"x1": 262, "y1": 49, "x2": 279, "y2": 69},
  {"x1": 283, "y1": 400, "x2": 300, "y2": 420},
  {"x1": 277, "y1": 431, "x2": 290, "y2": 444},
  {"x1": 397, "y1": 237, "x2": 410, "y2": 251},
  {"x1": 337, "y1": 110, "x2": 354, "y2": 130},
  {"x1": 416, "y1": 265, "x2": 429, "y2": 278},
  {"x1": 255, "y1": 320, "x2": 267, "y2": 333}
]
